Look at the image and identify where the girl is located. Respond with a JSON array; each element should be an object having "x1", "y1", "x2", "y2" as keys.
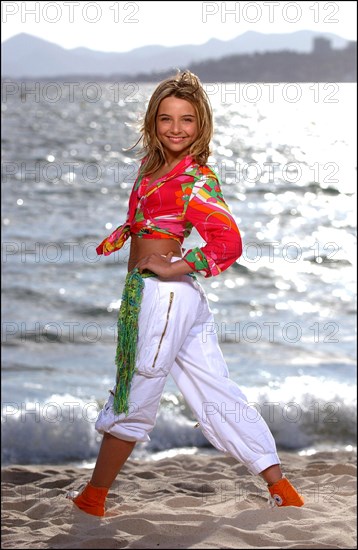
[{"x1": 68, "y1": 71, "x2": 304, "y2": 516}]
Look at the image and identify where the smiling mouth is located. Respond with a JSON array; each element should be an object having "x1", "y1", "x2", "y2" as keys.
[{"x1": 167, "y1": 137, "x2": 186, "y2": 142}]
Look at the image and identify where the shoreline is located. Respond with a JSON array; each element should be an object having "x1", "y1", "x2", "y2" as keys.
[{"x1": 2, "y1": 449, "x2": 356, "y2": 549}]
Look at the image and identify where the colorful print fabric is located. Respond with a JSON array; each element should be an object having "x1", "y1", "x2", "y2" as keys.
[{"x1": 96, "y1": 155, "x2": 242, "y2": 277}]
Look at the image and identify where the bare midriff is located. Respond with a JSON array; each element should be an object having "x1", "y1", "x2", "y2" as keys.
[{"x1": 127, "y1": 234, "x2": 183, "y2": 272}]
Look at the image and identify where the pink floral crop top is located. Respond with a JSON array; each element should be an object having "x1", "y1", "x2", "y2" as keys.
[{"x1": 96, "y1": 155, "x2": 242, "y2": 277}]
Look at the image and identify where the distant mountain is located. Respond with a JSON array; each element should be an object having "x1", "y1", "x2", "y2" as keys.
[
  {"x1": 1, "y1": 30, "x2": 351, "y2": 78},
  {"x1": 113, "y1": 41, "x2": 356, "y2": 83}
]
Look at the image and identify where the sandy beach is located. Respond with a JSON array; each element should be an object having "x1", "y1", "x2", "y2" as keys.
[{"x1": 1, "y1": 450, "x2": 356, "y2": 549}]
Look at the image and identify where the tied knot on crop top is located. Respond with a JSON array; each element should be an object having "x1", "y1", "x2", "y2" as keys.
[{"x1": 96, "y1": 155, "x2": 242, "y2": 278}]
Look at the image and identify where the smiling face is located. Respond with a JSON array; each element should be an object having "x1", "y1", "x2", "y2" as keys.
[{"x1": 155, "y1": 96, "x2": 199, "y2": 163}]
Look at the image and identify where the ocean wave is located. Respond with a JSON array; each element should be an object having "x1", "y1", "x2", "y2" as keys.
[{"x1": 1, "y1": 388, "x2": 356, "y2": 465}]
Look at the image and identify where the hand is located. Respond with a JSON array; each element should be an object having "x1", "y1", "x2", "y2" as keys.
[{"x1": 135, "y1": 252, "x2": 175, "y2": 278}]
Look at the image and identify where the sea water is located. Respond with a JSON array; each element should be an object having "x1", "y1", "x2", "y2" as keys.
[{"x1": 1, "y1": 82, "x2": 356, "y2": 464}]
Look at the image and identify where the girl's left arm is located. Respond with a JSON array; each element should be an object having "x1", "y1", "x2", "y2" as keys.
[{"x1": 181, "y1": 174, "x2": 243, "y2": 277}]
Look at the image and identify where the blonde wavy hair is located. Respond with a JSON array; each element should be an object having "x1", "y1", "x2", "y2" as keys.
[{"x1": 131, "y1": 71, "x2": 213, "y2": 176}]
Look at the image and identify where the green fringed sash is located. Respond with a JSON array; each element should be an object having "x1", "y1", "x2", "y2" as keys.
[
  {"x1": 113, "y1": 267, "x2": 196, "y2": 415},
  {"x1": 113, "y1": 268, "x2": 155, "y2": 415}
]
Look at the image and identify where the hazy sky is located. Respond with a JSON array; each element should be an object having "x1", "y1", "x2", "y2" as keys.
[{"x1": 2, "y1": 1, "x2": 357, "y2": 52}]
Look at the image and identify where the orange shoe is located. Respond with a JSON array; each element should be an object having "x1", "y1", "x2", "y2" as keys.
[
  {"x1": 66, "y1": 482, "x2": 109, "y2": 516},
  {"x1": 268, "y1": 477, "x2": 304, "y2": 507}
]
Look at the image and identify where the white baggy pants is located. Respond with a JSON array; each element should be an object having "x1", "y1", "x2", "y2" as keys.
[{"x1": 95, "y1": 273, "x2": 280, "y2": 475}]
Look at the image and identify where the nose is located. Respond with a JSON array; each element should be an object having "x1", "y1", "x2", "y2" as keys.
[{"x1": 170, "y1": 119, "x2": 181, "y2": 134}]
